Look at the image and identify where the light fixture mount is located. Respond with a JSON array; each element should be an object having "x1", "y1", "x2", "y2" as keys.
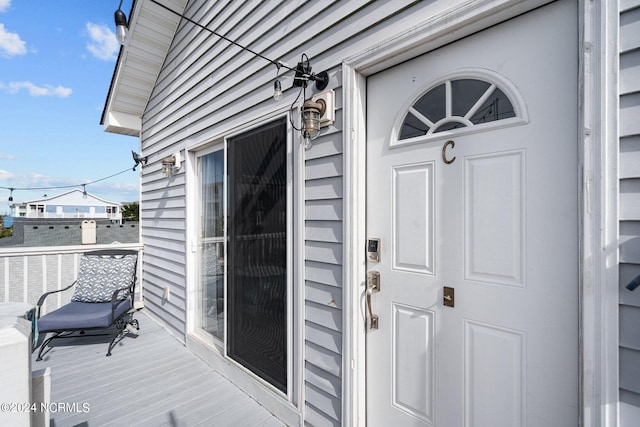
[{"x1": 293, "y1": 61, "x2": 329, "y2": 91}]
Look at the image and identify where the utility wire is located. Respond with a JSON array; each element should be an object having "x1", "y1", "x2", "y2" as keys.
[
  {"x1": 149, "y1": 0, "x2": 296, "y2": 72},
  {"x1": 1, "y1": 166, "x2": 135, "y2": 192}
]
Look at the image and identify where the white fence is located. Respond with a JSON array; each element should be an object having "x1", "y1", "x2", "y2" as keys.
[{"x1": 0, "y1": 244, "x2": 144, "y2": 315}]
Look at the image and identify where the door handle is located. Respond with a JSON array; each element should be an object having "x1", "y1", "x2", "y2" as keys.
[{"x1": 366, "y1": 271, "x2": 380, "y2": 329}]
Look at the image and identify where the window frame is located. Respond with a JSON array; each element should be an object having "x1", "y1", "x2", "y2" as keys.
[{"x1": 390, "y1": 68, "x2": 529, "y2": 148}]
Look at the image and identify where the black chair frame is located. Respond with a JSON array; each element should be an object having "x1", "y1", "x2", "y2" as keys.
[{"x1": 35, "y1": 249, "x2": 140, "y2": 360}]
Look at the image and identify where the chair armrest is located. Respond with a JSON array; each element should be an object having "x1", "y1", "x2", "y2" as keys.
[
  {"x1": 36, "y1": 281, "x2": 76, "y2": 318},
  {"x1": 110, "y1": 284, "x2": 134, "y2": 321}
]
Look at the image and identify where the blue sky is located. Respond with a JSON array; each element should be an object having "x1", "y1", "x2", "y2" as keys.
[{"x1": 0, "y1": 0, "x2": 137, "y2": 215}]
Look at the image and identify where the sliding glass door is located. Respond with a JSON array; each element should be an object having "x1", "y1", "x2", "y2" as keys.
[
  {"x1": 195, "y1": 118, "x2": 288, "y2": 393},
  {"x1": 196, "y1": 149, "x2": 225, "y2": 340}
]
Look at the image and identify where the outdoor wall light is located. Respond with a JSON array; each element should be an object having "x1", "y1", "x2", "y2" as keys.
[
  {"x1": 301, "y1": 99, "x2": 326, "y2": 149},
  {"x1": 162, "y1": 156, "x2": 176, "y2": 177},
  {"x1": 162, "y1": 152, "x2": 182, "y2": 177},
  {"x1": 114, "y1": 0, "x2": 128, "y2": 45}
]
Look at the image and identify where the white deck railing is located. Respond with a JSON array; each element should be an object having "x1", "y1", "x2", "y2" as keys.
[{"x1": 0, "y1": 243, "x2": 144, "y2": 315}]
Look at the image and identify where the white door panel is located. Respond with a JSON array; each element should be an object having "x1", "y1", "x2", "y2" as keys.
[{"x1": 365, "y1": 1, "x2": 578, "y2": 426}]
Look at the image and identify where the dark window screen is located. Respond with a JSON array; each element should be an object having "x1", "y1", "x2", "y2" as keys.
[{"x1": 227, "y1": 118, "x2": 287, "y2": 392}]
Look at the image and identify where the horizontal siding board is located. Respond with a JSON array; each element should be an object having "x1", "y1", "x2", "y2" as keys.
[
  {"x1": 140, "y1": 217, "x2": 188, "y2": 231},
  {"x1": 620, "y1": 136, "x2": 640, "y2": 179},
  {"x1": 620, "y1": 347, "x2": 640, "y2": 394},
  {"x1": 305, "y1": 132, "x2": 345, "y2": 161},
  {"x1": 305, "y1": 321, "x2": 342, "y2": 354},
  {"x1": 620, "y1": 179, "x2": 640, "y2": 220},
  {"x1": 622, "y1": 0, "x2": 640, "y2": 12},
  {"x1": 305, "y1": 342, "x2": 341, "y2": 378},
  {"x1": 620, "y1": 304, "x2": 640, "y2": 350},
  {"x1": 305, "y1": 362, "x2": 341, "y2": 399},
  {"x1": 620, "y1": 229, "x2": 640, "y2": 264},
  {"x1": 306, "y1": 280, "x2": 343, "y2": 310},
  {"x1": 305, "y1": 154, "x2": 343, "y2": 180},
  {"x1": 144, "y1": 246, "x2": 186, "y2": 266},
  {"x1": 620, "y1": 49, "x2": 640, "y2": 95},
  {"x1": 621, "y1": 389, "x2": 640, "y2": 426},
  {"x1": 621, "y1": 6, "x2": 640, "y2": 53},
  {"x1": 306, "y1": 301, "x2": 342, "y2": 332},
  {"x1": 305, "y1": 176, "x2": 343, "y2": 200},
  {"x1": 305, "y1": 241, "x2": 343, "y2": 265},
  {"x1": 304, "y1": 382, "x2": 342, "y2": 423},
  {"x1": 305, "y1": 199, "x2": 343, "y2": 221},
  {"x1": 144, "y1": 286, "x2": 186, "y2": 320},
  {"x1": 305, "y1": 220, "x2": 343, "y2": 243},
  {"x1": 305, "y1": 403, "x2": 340, "y2": 427},
  {"x1": 305, "y1": 261, "x2": 342, "y2": 287},
  {"x1": 621, "y1": 93, "x2": 640, "y2": 137}
]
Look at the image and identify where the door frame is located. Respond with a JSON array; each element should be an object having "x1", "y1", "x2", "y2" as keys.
[{"x1": 341, "y1": 1, "x2": 619, "y2": 426}]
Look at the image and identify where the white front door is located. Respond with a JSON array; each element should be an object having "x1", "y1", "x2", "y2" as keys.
[{"x1": 365, "y1": 2, "x2": 578, "y2": 426}]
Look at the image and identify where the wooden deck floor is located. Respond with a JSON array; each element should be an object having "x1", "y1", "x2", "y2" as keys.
[{"x1": 32, "y1": 311, "x2": 286, "y2": 427}]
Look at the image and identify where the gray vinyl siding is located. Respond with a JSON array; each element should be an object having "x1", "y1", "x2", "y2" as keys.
[
  {"x1": 619, "y1": 1, "x2": 640, "y2": 424},
  {"x1": 136, "y1": 0, "x2": 450, "y2": 424}
]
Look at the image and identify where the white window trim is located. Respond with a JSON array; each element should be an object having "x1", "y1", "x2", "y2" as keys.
[{"x1": 342, "y1": 1, "x2": 619, "y2": 426}]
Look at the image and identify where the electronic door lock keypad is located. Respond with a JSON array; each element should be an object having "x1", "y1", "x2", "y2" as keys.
[{"x1": 367, "y1": 238, "x2": 380, "y2": 262}]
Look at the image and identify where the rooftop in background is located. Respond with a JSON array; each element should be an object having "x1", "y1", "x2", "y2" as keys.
[{"x1": 0, "y1": 218, "x2": 139, "y2": 248}]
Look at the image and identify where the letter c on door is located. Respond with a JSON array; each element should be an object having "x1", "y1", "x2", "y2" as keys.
[{"x1": 442, "y1": 140, "x2": 456, "y2": 165}]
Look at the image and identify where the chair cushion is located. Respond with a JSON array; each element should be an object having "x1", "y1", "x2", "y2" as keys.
[
  {"x1": 38, "y1": 300, "x2": 131, "y2": 332},
  {"x1": 71, "y1": 254, "x2": 136, "y2": 303}
]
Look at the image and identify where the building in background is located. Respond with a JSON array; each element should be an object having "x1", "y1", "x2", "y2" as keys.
[{"x1": 10, "y1": 189, "x2": 122, "y2": 224}]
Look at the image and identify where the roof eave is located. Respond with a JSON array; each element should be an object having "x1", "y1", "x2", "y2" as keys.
[{"x1": 101, "y1": 0, "x2": 188, "y2": 137}]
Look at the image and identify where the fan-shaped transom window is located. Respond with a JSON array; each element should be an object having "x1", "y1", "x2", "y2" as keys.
[{"x1": 398, "y1": 77, "x2": 521, "y2": 141}]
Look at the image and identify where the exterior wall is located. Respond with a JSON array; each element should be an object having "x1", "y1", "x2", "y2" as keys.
[
  {"x1": 138, "y1": 1, "x2": 468, "y2": 424},
  {"x1": 619, "y1": 1, "x2": 640, "y2": 423},
  {"x1": 136, "y1": 0, "x2": 608, "y2": 425}
]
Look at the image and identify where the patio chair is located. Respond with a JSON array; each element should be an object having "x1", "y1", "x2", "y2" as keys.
[{"x1": 35, "y1": 249, "x2": 140, "y2": 361}]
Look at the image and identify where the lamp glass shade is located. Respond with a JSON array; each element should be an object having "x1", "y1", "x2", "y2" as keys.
[
  {"x1": 303, "y1": 109, "x2": 321, "y2": 139},
  {"x1": 302, "y1": 99, "x2": 325, "y2": 140},
  {"x1": 273, "y1": 80, "x2": 283, "y2": 101},
  {"x1": 114, "y1": 8, "x2": 128, "y2": 45},
  {"x1": 116, "y1": 25, "x2": 128, "y2": 45}
]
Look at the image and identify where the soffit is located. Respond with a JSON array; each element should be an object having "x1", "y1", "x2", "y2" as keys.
[{"x1": 102, "y1": 0, "x2": 187, "y2": 136}]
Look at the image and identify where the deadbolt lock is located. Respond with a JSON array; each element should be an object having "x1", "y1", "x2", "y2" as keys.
[{"x1": 443, "y1": 286, "x2": 455, "y2": 308}]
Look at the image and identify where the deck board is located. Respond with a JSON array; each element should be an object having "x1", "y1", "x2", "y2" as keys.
[{"x1": 33, "y1": 311, "x2": 286, "y2": 426}]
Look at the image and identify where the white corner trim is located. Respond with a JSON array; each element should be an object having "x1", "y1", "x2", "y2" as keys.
[{"x1": 579, "y1": 0, "x2": 619, "y2": 426}]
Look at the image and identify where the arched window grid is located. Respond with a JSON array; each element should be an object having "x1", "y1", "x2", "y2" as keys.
[{"x1": 392, "y1": 70, "x2": 528, "y2": 147}]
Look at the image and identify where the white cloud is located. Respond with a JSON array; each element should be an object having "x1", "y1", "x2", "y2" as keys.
[
  {"x1": 0, "y1": 0, "x2": 11, "y2": 13},
  {"x1": 0, "y1": 152, "x2": 15, "y2": 159},
  {"x1": 0, "y1": 23, "x2": 26, "y2": 57},
  {"x1": 1, "y1": 81, "x2": 72, "y2": 97},
  {"x1": 85, "y1": 22, "x2": 119, "y2": 61}
]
